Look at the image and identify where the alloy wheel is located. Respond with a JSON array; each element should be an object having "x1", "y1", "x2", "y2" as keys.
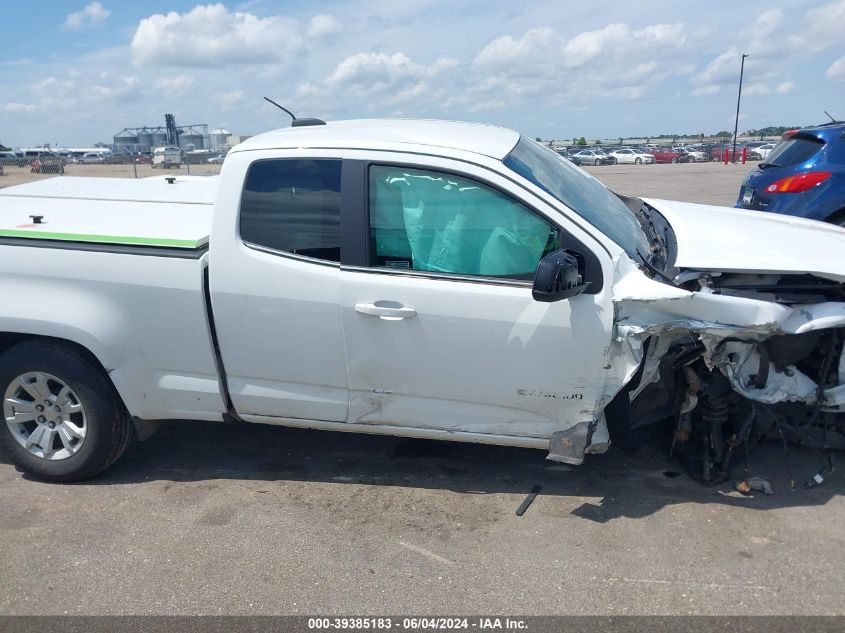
[{"x1": 4, "y1": 372, "x2": 87, "y2": 460}]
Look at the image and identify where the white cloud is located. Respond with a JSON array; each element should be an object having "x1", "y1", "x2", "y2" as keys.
[
  {"x1": 474, "y1": 27, "x2": 558, "y2": 70},
  {"x1": 826, "y1": 55, "x2": 845, "y2": 80},
  {"x1": 153, "y1": 74, "x2": 196, "y2": 95},
  {"x1": 564, "y1": 23, "x2": 684, "y2": 69},
  {"x1": 467, "y1": 22, "x2": 686, "y2": 109},
  {"x1": 474, "y1": 23, "x2": 684, "y2": 72},
  {"x1": 776, "y1": 80, "x2": 796, "y2": 94},
  {"x1": 63, "y1": 2, "x2": 110, "y2": 30},
  {"x1": 307, "y1": 14, "x2": 342, "y2": 39},
  {"x1": 297, "y1": 52, "x2": 457, "y2": 109},
  {"x1": 213, "y1": 90, "x2": 246, "y2": 109},
  {"x1": 695, "y1": 1, "x2": 845, "y2": 93},
  {"x1": 801, "y1": 0, "x2": 845, "y2": 54},
  {"x1": 1, "y1": 102, "x2": 36, "y2": 113},
  {"x1": 697, "y1": 48, "x2": 741, "y2": 85},
  {"x1": 38, "y1": 96, "x2": 78, "y2": 112},
  {"x1": 91, "y1": 76, "x2": 140, "y2": 102},
  {"x1": 752, "y1": 8, "x2": 783, "y2": 36},
  {"x1": 692, "y1": 84, "x2": 720, "y2": 96},
  {"x1": 3, "y1": 0, "x2": 845, "y2": 147},
  {"x1": 32, "y1": 77, "x2": 76, "y2": 96},
  {"x1": 131, "y1": 3, "x2": 303, "y2": 67},
  {"x1": 743, "y1": 83, "x2": 771, "y2": 96}
]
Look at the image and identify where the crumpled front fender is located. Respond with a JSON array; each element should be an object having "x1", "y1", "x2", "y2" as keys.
[{"x1": 609, "y1": 258, "x2": 845, "y2": 411}]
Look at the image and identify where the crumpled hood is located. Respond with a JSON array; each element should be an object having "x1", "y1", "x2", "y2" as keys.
[{"x1": 643, "y1": 198, "x2": 845, "y2": 282}]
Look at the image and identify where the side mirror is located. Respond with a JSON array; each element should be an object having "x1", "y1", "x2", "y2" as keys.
[{"x1": 532, "y1": 249, "x2": 589, "y2": 302}]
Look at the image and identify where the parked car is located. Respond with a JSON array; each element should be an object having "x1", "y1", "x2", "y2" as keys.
[
  {"x1": 741, "y1": 145, "x2": 764, "y2": 161},
  {"x1": 678, "y1": 147, "x2": 708, "y2": 162},
  {"x1": 675, "y1": 149, "x2": 699, "y2": 163},
  {"x1": 743, "y1": 141, "x2": 769, "y2": 152},
  {"x1": 649, "y1": 147, "x2": 684, "y2": 164},
  {"x1": 710, "y1": 146, "x2": 762, "y2": 162},
  {"x1": 735, "y1": 121, "x2": 845, "y2": 226},
  {"x1": 0, "y1": 151, "x2": 28, "y2": 167},
  {"x1": 0, "y1": 118, "x2": 844, "y2": 483},
  {"x1": 78, "y1": 152, "x2": 105, "y2": 165},
  {"x1": 571, "y1": 149, "x2": 616, "y2": 165},
  {"x1": 755, "y1": 143, "x2": 777, "y2": 160},
  {"x1": 554, "y1": 149, "x2": 581, "y2": 166},
  {"x1": 608, "y1": 148, "x2": 655, "y2": 164},
  {"x1": 207, "y1": 153, "x2": 228, "y2": 164}
]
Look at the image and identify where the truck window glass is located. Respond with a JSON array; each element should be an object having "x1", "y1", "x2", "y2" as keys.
[
  {"x1": 369, "y1": 165, "x2": 559, "y2": 280},
  {"x1": 503, "y1": 137, "x2": 648, "y2": 259},
  {"x1": 240, "y1": 159, "x2": 342, "y2": 262}
]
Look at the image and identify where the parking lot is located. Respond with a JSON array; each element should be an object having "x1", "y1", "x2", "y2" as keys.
[
  {"x1": 1, "y1": 161, "x2": 843, "y2": 617},
  {"x1": 0, "y1": 160, "x2": 755, "y2": 208},
  {"x1": 583, "y1": 161, "x2": 756, "y2": 207}
]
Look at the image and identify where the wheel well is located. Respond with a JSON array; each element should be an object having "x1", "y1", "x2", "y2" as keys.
[
  {"x1": 0, "y1": 333, "x2": 30, "y2": 357},
  {"x1": 0, "y1": 334, "x2": 111, "y2": 383},
  {"x1": 0, "y1": 334, "x2": 156, "y2": 439}
]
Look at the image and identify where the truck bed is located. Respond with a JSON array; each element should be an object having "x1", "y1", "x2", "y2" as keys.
[
  {"x1": 0, "y1": 174, "x2": 225, "y2": 421},
  {"x1": 0, "y1": 175, "x2": 217, "y2": 249}
]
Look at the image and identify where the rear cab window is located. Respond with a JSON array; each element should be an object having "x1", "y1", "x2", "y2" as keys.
[{"x1": 240, "y1": 159, "x2": 342, "y2": 262}]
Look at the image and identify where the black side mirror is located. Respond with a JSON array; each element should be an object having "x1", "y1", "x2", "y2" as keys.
[{"x1": 532, "y1": 249, "x2": 589, "y2": 302}]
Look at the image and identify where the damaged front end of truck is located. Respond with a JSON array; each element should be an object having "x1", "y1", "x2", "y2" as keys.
[
  {"x1": 600, "y1": 254, "x2": 845, "y2": 484},
  {"x1": 546, "y1": 193, "x2": 845, "y2": 482}
]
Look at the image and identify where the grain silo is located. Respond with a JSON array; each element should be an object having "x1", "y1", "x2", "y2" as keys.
[
  {"x1": 112, "y1": 119, "x2": 209, "y2": 153},
  {"x1": 136, "y1": 129, "x2": 154, "y2": 152},
  {"x1": 113, "y1": 130, "x2": 138, "y2": 153},
  {"x1": 178, "y1": 126, "x2": 205, "y2": 150},
  {"x1": 150, "y1": 131, "x2": 168, "y2": 148},
  {"x1": 209, "y1": 128, "x2": 231, "y2": 150}
]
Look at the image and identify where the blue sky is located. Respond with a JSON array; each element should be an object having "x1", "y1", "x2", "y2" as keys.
[{"x1": 1, "y1": 0, "x2": 843, "y2": 146}]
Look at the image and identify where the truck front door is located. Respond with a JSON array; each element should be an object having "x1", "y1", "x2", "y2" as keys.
[{"x1": 339, "y1": 155, "x2": 615, "y2": 439}]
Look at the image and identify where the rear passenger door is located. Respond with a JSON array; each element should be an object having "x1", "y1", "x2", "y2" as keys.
[{"x1": 210, "y1": 155, "x2": 349, "y2": 422}]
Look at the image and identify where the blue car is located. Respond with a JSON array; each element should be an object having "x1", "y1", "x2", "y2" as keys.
[{"x1": 735, "y1": 121, "x2": 845, "y2": 227}]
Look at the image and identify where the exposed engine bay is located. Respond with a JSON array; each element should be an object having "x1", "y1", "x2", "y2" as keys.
[{"x1": 607, "y1": 269, "x2": 845, "y2": 485}]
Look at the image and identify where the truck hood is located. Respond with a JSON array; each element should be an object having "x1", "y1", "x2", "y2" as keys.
[{"x1": 642, "y1": 198, "x2": 845, "y2": 283}]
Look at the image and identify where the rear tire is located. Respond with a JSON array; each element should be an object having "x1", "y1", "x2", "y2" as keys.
[{"x1": 0, "y1": 340, "x2": 133, "y2": 482}]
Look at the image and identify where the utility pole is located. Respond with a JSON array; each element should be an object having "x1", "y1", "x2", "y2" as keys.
[{"x1": 732, "y1": 53, "x2": 749, "y2": 163}]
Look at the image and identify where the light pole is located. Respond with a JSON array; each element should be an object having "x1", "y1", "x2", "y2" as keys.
[{"x1": 732, "y1": 53, "x2": 749, "y2": 163}]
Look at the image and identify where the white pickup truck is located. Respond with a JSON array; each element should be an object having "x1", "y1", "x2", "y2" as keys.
[{"x1": 1, "y1": 118, "x2": 844, "y2": 482}]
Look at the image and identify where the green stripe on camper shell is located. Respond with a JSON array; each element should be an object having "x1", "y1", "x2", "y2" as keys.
[{"x1": 0, "y1": 229, "x2": 201, "y2": 249}]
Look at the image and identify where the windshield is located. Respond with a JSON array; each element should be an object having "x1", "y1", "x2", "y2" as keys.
[{"x1": 503, "y1": 136, "x2": 648, "y2": 257}]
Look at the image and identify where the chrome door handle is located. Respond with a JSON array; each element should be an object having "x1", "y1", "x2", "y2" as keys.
[{"x1": 355, "y1": 302, "x2": 417, "y2": 320}]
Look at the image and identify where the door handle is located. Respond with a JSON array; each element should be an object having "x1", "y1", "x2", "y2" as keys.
[{"x1": 355, "y1": 302, "x2": 417, "y2": 320}]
